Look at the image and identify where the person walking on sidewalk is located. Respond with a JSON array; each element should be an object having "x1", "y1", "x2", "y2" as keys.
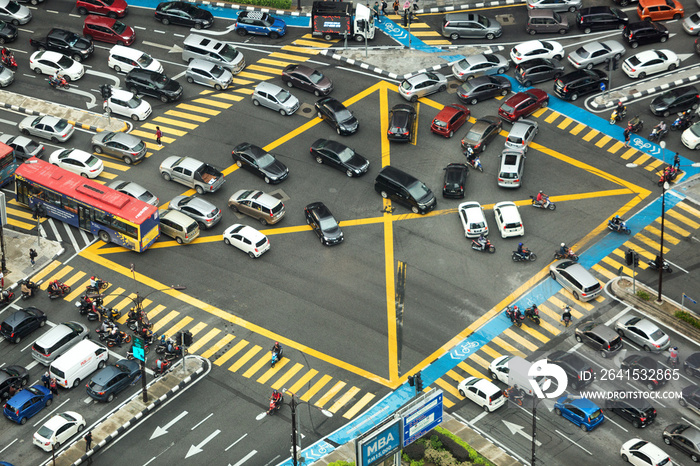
[
  {"x1": 382, "y1": 0, "x2": 388, "y2": 17},
  {"x1": 29, "y1": 248, "x2": 37, "y2": 267},
  {"x1": 674, "y1": 152, "x2": 681, "y2": 171},
  {"x1": 372, "y1": 1, "x2": 380, "y2": 21},
  {"x1": 84, "y1": 431, "x2": 92, "y2": 451},
  {"x1": 393, "y1": 0, "x2": 399, "y2": 14}
]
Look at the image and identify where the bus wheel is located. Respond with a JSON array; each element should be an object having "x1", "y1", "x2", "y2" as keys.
[{"x1": 98, "y1": 231, "x2": 110, "y2": 243}]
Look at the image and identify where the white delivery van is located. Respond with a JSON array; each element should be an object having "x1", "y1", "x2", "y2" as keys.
[
  {"x1": 489, "y1": 355, "x2": 547, "y2": 397},
  {"x1": 49, "y1": 339, "x2": 108, "y2": 389}
]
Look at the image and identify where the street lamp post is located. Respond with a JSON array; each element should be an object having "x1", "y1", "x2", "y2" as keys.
[
  {"x1": 282, "y1": 390, "x2": 332, "y2": 465},
  {"x1": 657, "y1": 181, "x2": 669, "y2": 304}
]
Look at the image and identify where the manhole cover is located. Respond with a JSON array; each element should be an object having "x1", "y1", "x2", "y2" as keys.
[
  {"x1": 495, "y1": 14, "x2": 515, "y2": 24},
  {"x1": 298, "y1": 103, "x2": 316, "y2": 119}
]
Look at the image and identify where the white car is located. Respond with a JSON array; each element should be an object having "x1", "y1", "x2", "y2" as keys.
[
  {"x1": 622, "y1": 49, "x2": 679, "y2": 79},
  {"x1": 49, "y1": 148, "x2": 104, "y2": 178},
  {"x1": 526, "y1": 0, "x2": 582, "y2": 12},
  {"x1": 620, "y1": 439, "x2": 672, "y2": 466},
  {"x1": 458, "y1": 201, "x2": 488, "y2": 238},
  {"x1": 29, "y1": 50, "x2": 85, "y2": 81},
  {"x1": 104, "y1": 89, "x2": 152, "y2": 121},
  {"x1": 510, "y1": 40, "x2": 564, "y2": 64},
  {"x1": 457, "y1": 377, "x2": 507, "y2": 412},
  {"x1": 223, "y1": 224, "x2": 270, "y2": 258},
  {"x1": 682, "y1": 121, "x2": 700, "y2": 149},
  {"x1": 493, "y1": 201, "x2": 524, "y2": 238},
  {"x1": 33, "y1": 411, "x2": 86, "y2": 452}
]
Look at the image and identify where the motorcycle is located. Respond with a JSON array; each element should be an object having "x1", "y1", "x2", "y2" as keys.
[
  {"x1": 99, "y1": 305, "x2": 120, "y2": 321},
  {"x1": 1, "y1": 53, "x2": 17, "y2": 71},
  {"x1": 85, "y1": 280, "x2": 109, "y2": 294},
  {"x1": 0, "y1": 289, "x2": 14, "y2": 305},
  {"x1": 610, "y1": 107, "x2": 626, "y2": 124},
  {"x1": 271, "y1": 349, "x2": 283, "y2": 367},
  {"x1": 647, "y1": 258, "x2": 672, "y2": 273},
  {"x1": 512, "y1": 250, "x2": 537, "y2": 262},
  {"x1": 529, "y1": 195, "x2": 556, "y2": 211},
  {"x1": 658, "y1": 168, "x2": 678, "y2": 187},
  {"x1": 267, "y1": 396, "x2": 283, "y2": 416},
  {"x1": 671, "y1": 113, "x2": 694, "y2": 131},
  {"x1": 608, "y1": 220, "x2": 631, "y2": 235},
  {"x1": 105, "y1": 331, "x2": 131, "y2": 348},
  {"x1": 464, "y1": 147, "x2": 483, "y2": 172},
  {"x1": 562, "y1": 315, "x2": 572, "y2": 327},
  {"x1": 627, "y1": 117, "x2": 643, "y2": 133},
  {"x1": 648, "y1": 124, "x2": 668, "y2": 142},
  {"x1": 504, "y1": 306, "x2": 524, "y2": 328},
  {"x1": 668, "y1": 348, "x2": 680, "y2": 369},
  {"x1": 95, "y1": 321, "x2": 116, "y2": 340},
  {"x1": 19, "y1": 279, "x2": 39, "y2": 300},
  {"x1": 48, "y1": 75, "x2": 69, "y2": 89},
  {"x1": 47, "y1": 282, "x2": 71, "y2": 299},
  {"x1": 471, "y1": 238, "x2": 495, "y2": 253},
  {"x1": 524, "y1": 306, "x2": 540, "y2": 326},
  {"x1": 75, "y1": 296, "x2": 100, "y2": 321},
  {"x1": 554, "y1": 249, "x2": 579, "y2": 262},
  {"x1": 152, "y1": 359, "x2": 171, "y2": 377}
]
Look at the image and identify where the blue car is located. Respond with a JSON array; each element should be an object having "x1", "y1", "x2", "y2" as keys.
[
  {"x1": 86, "y1": 359, "x2": 141, "y2": 402},
  {"x1": 554, "y1": 394, "x2": 604, "y2": 431},
  {"x1": 234, "y1": 11, "x2": 286, "y2": 38},
  {"x1": 3, "y1": 385, "x2": 53, "y2": 425}
]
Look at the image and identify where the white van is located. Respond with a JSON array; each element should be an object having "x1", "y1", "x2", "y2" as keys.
[
  {"x1": 489, "y1": 355, "x2": 547, "y2": 397},
  {"x1": 49, "y1": 340, "x2": 108, "y2": 389},
  {"x1": 108, "y1": 45, "x2": 163, "y2": 74}
]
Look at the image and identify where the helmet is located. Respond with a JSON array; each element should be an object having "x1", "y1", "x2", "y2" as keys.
[
  {"x1": 275, "y1": 341, "x2": 279, "y2": 345},
  {"x1": 560, "y1": 243, "x2": 565, "y2": 247},
  {"x1": 539, "y1": 190, "x2": 542, "y2": 193},
  {"x1": 518, "y1": 242, "x2": 523, "y2": 246},
  {"x1": 91, "y1": 276, "x2": 95, "y2": 280},
  {"x1": 273, "y1": 389, "x2": 278, "y2": 394},
  {"x1": 615, "y1": 215, "x2": 619, "y2": 219},
  {"x1": 513, "y1": 306, "x2": 519, "y2": 311}
]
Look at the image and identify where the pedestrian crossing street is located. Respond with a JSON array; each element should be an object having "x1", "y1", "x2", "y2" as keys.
[
  {"x1": 4, "y1": 34, "x2": 339, "y2": 246},
  {"x1": 430, "y1": 199, "x2": 700, "y2": 409},
  {"x1": 31, "y1": 259, "x2": 378, "y2": 421}
]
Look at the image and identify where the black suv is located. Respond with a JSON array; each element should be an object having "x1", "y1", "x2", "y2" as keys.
[
  {"x1": 374, "y1": 166, "x2": 436, "y2": 215},
  {"x1": 546, "y1": 350, "x2": 594, "y2": 390},
  {"x1": 0, "y1": 307, "x2": 46, "y2": 344},
  {"x1": 125, "y1": 69, "x2": 183, "y2": 103},
  {"x1": 576, "y1": 7, "x2": 629, "y2": 33},
  {"x1": 29, "y1": 29, "x2": 94, "y2": 62},
  {"x1": 623, "y1": 21, "x2": 669, "y2": 49},
  {"x1": 553, "y1": 69, "x2": 608, "y2": 101},
  {"x1": 684, "y1": 352, "x2": 700, "y2": 378},
  {"x1": 605, "y1": 395, "x2": 656, "y2": 428},
  {"x1": 649, "y1": 85, "x2": 699, "y2": 117}
]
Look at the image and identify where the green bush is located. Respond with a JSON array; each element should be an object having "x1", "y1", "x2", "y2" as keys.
[
  {"x1": 635, "y1": 289, "x2": 651, "y2": 301},
  {"x1": 435, "y1": 427, "x2": 496, "y2": 466},
  {"x1": 222, "y1": 0, "x2": 292, "y2": 9},
  {"x1": 327, "y1": 462, "x2": 354, "y2": 466},
  {"x1": 404, "y1": 442, "x2": 426, "y2": 460},
  {"x1": 676, "y1": 310, "x2": 700, "y2": 329}
]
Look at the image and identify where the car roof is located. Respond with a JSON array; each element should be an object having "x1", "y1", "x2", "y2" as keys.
[
  {"x1": 231, "y1": 189, "x2": 280, "y2": 208},
  {"x1": 35, "y1": 50, "x2": 66, "y2": 62},
  {"x1": 37, "y1": 116, "x2": 62, "y2": 126},
  {"x1": 160, "y1": 209, "x2": 197, "y2": 225},
  {"x1": 509, "y1": 119, "x2": 537, "y2": 136},
  {"x1": 318, "y1": 96, "x2": 345, "y2": 111},
  {"x1": 563, "y1": 396, "x2": 600, "y2": 413},
  {"x1": 84, "y1": 15, "x2": 118, "y2": 26},
  {"x1": 111, "y1": 89, "x2": 138, "y2": 101},
  {"x1": 166, "y1": 156, "x2": 203, "y2": 170},
  {"x1": 306, "y1": 201, "x2": 333, "y2": 218},
  {"x1": 255, "y1": 81, "x2": 284, "y2": 93},
  {"x1": 445, "y1": 12, "x2": 482, "y2": 21},
  {"x1": 436, "y1": 104, "x2": 467, "y2": 120},
  {"x1": 464, "y1": 377, "x2": 501, "y2": 393},
  {"x1": 109, "y1": 180, "x2": 148, "y2": 195},
  {"x1": 627, "y1": 317, "x2": 660, "y2": 333},
  {"x1": 188, "y1": 59, "x2": 219, "y2": 71},
  {"x1": 173, "y1": 195, "x2": 214, "y2": 211},
  {"x1": 226, "y1": 223, "x2": 266, "y2": 241},
  {"x1": 459, "y1": 201, "x2": 483, "y2": 212}
]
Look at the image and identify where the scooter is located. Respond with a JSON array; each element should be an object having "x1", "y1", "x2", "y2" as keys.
[
  {"x1": 671, "y1": 113, "x2": 694, "y2": 131},
  {"x1": 554, "y1": 249, "x2": 579, "y2": 262},
  {"x1": 512, "y1": 250, "x2": 537, "y2": 262},
  {"x1": 85, "y1": 280, "x2": 109, "y2": 294},
  {"x1": 99, "y1": 305, "x2": 120, "y2": 321},
  {"x1": 471, "y1": 239, "x2": 495, "y2": 253},
  {"x1": 19, "y1": 279, "x2": 39, "y2": 300},
  {"x1": 1, "y1": 53, "x2": 17, "y2": 71},
  {"x1": 152, "y1": 359, "x2": 171, "y2": 377},
  {"x1": 105, "y1": 331, "x2": 131, "y2": 348},
  {"x1": 271, "y1": 349, "x2": 283, "y2": 367},
  {"x1": 505, "y1": 306, "x2": 524, "y2": 328},
  {"x1": 464, "y1": 147, "x2": 483, "y2": 172},
  {"x1": 649, "y1": 124, "x2": 668, "y2": 142},
  {"x1": 658, "y1": 168, "x2": 678, "y2": 186},
  {"x1": 610, "y1": 107, "x2": 626, "y2": 124},
  {"x1": 524, "y1": 306, "x2": 540, "y2": 326},
  {"x1": 0, "y1": 289, "x2": 14, "y2": 305},
  {"x1": 627, "y1": 117, "x2": 643, "y2": 133},
  {"x1": 608, "y1": 220, "x2": 631, "y2": 235},
  {"x1": 48, "y1": 282, "x2": 71, "y2": 300},
  {"x1": 48, "y1": 75, "x2": 69, "y2": 90},
  {"x1": 95, "y1": 321, "x2": 116, "y2": 340},
  {"x1": 267, "y1": 396, "x2": 284, "y2": 416},
  {"x1": 647, "y1": 258, "x2": 672, "y2": 273},
  {"x1": 529, "y1": 195, "x2": 556, "y2": 211}
]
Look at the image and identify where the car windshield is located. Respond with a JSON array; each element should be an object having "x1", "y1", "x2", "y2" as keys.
[
  {"x1": 406, "y1": 181, "x2": 431, "y2": 199},
  {"x1": 319, "y1": 215, "x2": 338, "y2": 230},
  {"x1": 628, "y1": 56, "x2": 641, "y2": 66},
  {"x1": 138, "y1": 191, "x2": 154, "y2": 202},
  {"x1": 255, "y1": 237, "x2": 267, "y2": 247},
  {"x1": 275, "y1": 89, "x2": 292, "y2": 103},
  {"x1": 57, "y1": 56, "x2": 73, "y2": 69},
  {"x1": 465, "y1": 130, "x2": 480, "y2": 142},
  {"x1": 67, "y1": 34, "x2": 79, "y2": 47},
  {"x1": 575, "y1": 47, "x2": 590, "y2": 59},
  {"x1": 659, "y1": 93, "x2": 678, "y2": 104},
  {"x1": 126, "y1": 97, "x2": 141, "y2": 109},
  {"x1": 36, "y1": 425, "x2": 54, "y2": 438},
  {"x1": 6, "y1": 1, "x2": 19, "y2": 14},
  {"x1": 219, "y1": 44, "x2": 240, "y2": 61},
  {"x1": 54, "y1": 119, "x2": 68, "y2": 131},
  {"x1": 336, "y1": 146, "x2": 355, "y2": 162},
  {"x1": 589, "y1": 408, "x2": 602, "y2": 420},
  {"x1": 26, "y1": 141, "x2": 40, "y2": 151},
  {"x1": 113, "y1": 21, "x2": 127, "y2": 34},
  {"x1": 309, "y1": 70, "x2": 324, "y2": 84},
  {"x1": 86, "y1": 156, "x2": 100, "y2": 167},
  {"x1": 478, "y1": 16, "x2": 490, "y2": 27},
  {"x1": 691, "y1": 122, "x2": 700, "y2": 137},
  {"x1": 210, "y1": 65, "x2": 225, "y2": 78},
  {"x1": 335, "y1": 109, "x2": 353, "y2": 122},
  {"x1": 256, "y1": 152, "x2": 276, "y2": 168},
  {"x1": 650, "y1": 329, "x2": 665, "y2": 340},
  {"x1": 501, "y1": 103, "x2": 514, "y2": 113},
  {"x1": 433, "y1": 118, "x2": 447, "y2": 128},
  {"x1": 553, "y1": 11, "x2": 562, "y2": 21},
  {"x1": 137, "y1": 53, "x2": 154, "y2": 67},
  {"x1": 103, "y1": 0, "x2": 115, "y2": 5},
  {"x1": 180, "y1": 195, "x2": 195, "y2": 206},
  {"x1": 400, "y1": 80, "x2": 412, "y2": 91},
  {"x1": 154, "y1": 74, "x2": 170, "y2": 88}
]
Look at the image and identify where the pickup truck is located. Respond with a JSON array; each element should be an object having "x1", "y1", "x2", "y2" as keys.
[
  {"x1": 29, "y1": 29, "x2": 94, "y2": 62},
  {"x1": 159, "y1": 156, "x2": 225, "y2": 194}
]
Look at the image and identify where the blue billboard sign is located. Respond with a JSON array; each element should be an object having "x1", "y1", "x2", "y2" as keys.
[
  {"x1": 402, "y1": 391, "x2": 443, "y2": 447},
  {"x1": 358, "y1": 419, "x2": 401, "y2": 466}
]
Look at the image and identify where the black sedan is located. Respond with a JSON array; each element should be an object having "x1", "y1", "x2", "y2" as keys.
[
  {"x1": 387, "y1": 104, "x2": 416, "y2": 142},
  {"x1": 86, "y1": 359, "x2": 141, "y2": 402},
  {"x1": 0, "y1": 20, "x2": 17, "y2": 43},
  {"x1": 315, "y1": 97, "x2": 359, "y2": 136},
  {"x1": 304, "y1": 202, "x2": 343, "y2": 246},
  {"x1": 515, "y1": 58, "x2": 565, "y2": 87},
  {"x1": 649, "y1": 85, "x2": 699, "y2": 117},
  {"x1": 553, "y1": 69, "x2": 608, "y2": 101},
  {"x1": 154, "y1": 1, "x2": 213, "y2": 29},
  {"x1": 457, "y1": 76, "x2": 511, "y2": 105},
  {"x1": 684, "y1": 352, "x2": 700, "y2": 378},
  {"x1": 232, "y1": 142, "x2": 289, "y2": 184},
  {"x1": 442, "y1": 163, "x2": 469, "y2": 199},
  {"x1": 680, "y1": 385, "x2": 700, "y2": 415},
  {"x1": 621, "y1": 355, "x2": 668, "y2": 391},
  {"x1": 0, "y1": 365, "x2": 29, "y2": 399},
  {"x1": 281, "y1": 64, "x2": 332, "y2": 96},
  {"x1": 309, "y1": 139, "x2": 369, "y2": 177},
  {"x1": 605, "y1": 395, "x2": 656, "y2": 428}
]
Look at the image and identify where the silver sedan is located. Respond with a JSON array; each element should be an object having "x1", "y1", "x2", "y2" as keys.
[
  {"x1": 526, "y1": 0, "x2": 582, "y2": 12},
  {"x1": 567, "y1": 40, "x2": 625, "y2": 70},
  {"x1": 107, "y1": 180, "x2": 159, "y2": 206},
  {"x1": 91, "y1": 131, "x2": 146, "y2": 165},
  {"x1": 169, "y1": 195, "x2": 222, "y2": 229},
  {"x1": 0, "y1": 134, "x2": 43, "y2": 160},
  {"x1": 615, "y1": 315, "x2": 671, "y2": 352},
  {"x1": 452, "y1": 54, "x2": 509, "y2": 82}
]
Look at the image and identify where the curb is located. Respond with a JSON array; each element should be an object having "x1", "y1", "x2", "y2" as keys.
[
  {"x1": 319, "y1": 49, "x2": 454, "y2": 79},
  {"x1": 418, "y1": 0, "x2": 525, "y2": 13},
  {"x1": 198, "y1": 0, "x2": 309, "y2": 15},
  {"x1": 0, "y1": 100, "x2": 129, "y2": 134},
  {"x1": 73, "y1": 356, "x2": 210, "y2": 465},
  {"x1": 589, "y1": 73, "x2": 700, "y2": 110}
]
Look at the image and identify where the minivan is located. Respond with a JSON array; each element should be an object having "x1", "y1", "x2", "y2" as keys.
[
  {"x1": 108, "y1": 45, "x2": 163, "y2": 74},
  {"x1": 182, "y1": 34, "x2": 245, "y2": 74},
  {"x1": 159, "y1": 209, "x2": 200, "y2": 244},
  {"x1": 227, "y1": 189, "x2": 286, "y2": 225},
  {"x1": 526, "y1": 10, "x2": 570, "y2": 35},
  {"x1": 576, "y1": 6, "x2": 629, "y2": 33},
  {"x1": 575, "y1": 320, "x2": 624, "y2": 357},
  {"x1": 489, "y1": 355, "x2": 548, "y2": 397},
  {"x1": 374, "y1": 166, "x2": 437, "y2": 215},
  {"x1": 498, "y1": 150, "x2": 526, "y2": 188},
  {"x1": 550, "y1": 260, "x2": 602, "y2": 301},
  {"x1": 49, "y1": 339, "x2": 108, "y2": 388},
  {"x1": 32, "y1": 321, "x2": 89, "y2": 366},
  {"x1": 186, "y1": 59, "x2": 232, "y2": 90}
]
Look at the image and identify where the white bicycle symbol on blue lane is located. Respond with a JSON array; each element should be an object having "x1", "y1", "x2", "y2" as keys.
[
  {"x1": 631, "y1": 137, "x2": 661, "y2": 155},
  {"x1": 383, "y1": 22, "x2": 407, "y2": 38}
]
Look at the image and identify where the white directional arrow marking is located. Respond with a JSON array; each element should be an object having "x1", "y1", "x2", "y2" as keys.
[
  {"x1": 150, "y1": 410, "x2": 188, "y2": 440},
  {"x1": 503, "y1": 420, "x2": 542, "y2": 446},
  {"x1": 194, "y1": 25, "x2": 236, "y2": 36},
  {"x1": 142, "y1": 41, "x2": 183, "y2": 54},
  {"x1": 185, "y1": 429, "x2": 221, "y2": 459},
  {"x1": 62, "y1": 87, "x2": 97, "y2": 109},
  {"x1": 85, "y1": 69, "x2": 120, "y2": 87},
  {"x1": 678, "y1": 53, "x2": 694, "y2": 62}
]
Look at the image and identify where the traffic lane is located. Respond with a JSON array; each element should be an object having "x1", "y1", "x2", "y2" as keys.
[{"x1": 87, "y1": 369, "x2": 324, "y2": 466}]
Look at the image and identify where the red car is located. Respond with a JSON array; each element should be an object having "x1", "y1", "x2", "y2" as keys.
[
  {"x1": 83, "y1": 16, "x2": 135, "y2": 45},
  {"x1": 498, "y1": 89, "x2": 548, "y2": 123},
  {"x1": 76, "y1": 0, "x2": 128, "y2": 18},
  {"x1": 431, "y1": 104, "x2": 470, "y2": 138}
]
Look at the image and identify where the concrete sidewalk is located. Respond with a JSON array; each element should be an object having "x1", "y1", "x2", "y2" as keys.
[{"x1": 1, "y1": 228, "x2": 63, "y2": 291}]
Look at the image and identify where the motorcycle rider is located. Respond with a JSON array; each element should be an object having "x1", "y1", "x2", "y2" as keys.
[
  {"x1": 155, "y1": 358, "x2": 170, "y2": 374},
  {"x1": 535, "y1": 190, "x2": 549, "y2": 208},
  {"x1": 271, "y1": 341, "x2": 282, "y2": 359},
  {"x1": 47, "y1": 280, "x2": 60, "y2": 296},
  {"x1": 668, "y1": 346, "x2": 679, "y2": 365},
  {"x1": 476, "y1": 233, "x2": 487, "y2": 251},
  {"x1": 270, "y1": 389, "x2": 282, "y2": 407},
  {"x1": 653, "y1": 120, "x2": 667, "y2": 136},
  {"x1": 512, "y1": 305, "x2": 522, "y2": 323},
  {"x1": 20, "y1": 280, "x2": 32, "y2": 298},
  {"x1": 628, "y1": 115, "x2": 641, "y2": 132},
  {"x1": 615, "y1": 101, "x2": 625, "y2": 117},
  {"x1": 559, "y1": 243, "x2": 569, "y2": 257},
  {"x1": 517, "y1": 242, "x2": 529, "y2": 258},
  {"x1": 1, "y1": 288, "x2": 11, "y2": 302},
  {"x1": 526, "y1": 303, "x2": 538, "y2": 317},
  {"x1": 610, "y1": 215, "x2": 625, "y2": 231},
  {"x1": 99, "y1": 319, "x2": 114, "y2": 334},
  {"x1": 561, "y1": 306, "x2": 572, "y2": 326}
]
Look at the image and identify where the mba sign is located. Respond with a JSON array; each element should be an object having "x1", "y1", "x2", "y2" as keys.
[{"x1": 357, "y1": 419, "x2": 402, "y2": 466}]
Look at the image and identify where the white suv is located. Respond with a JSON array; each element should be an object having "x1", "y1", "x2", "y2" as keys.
[
  {"x1": 103, "y1": 89, "x2": 151, "y2": 121},
  {"x1": 458, "y1": 377, "x2": 507, "y2": 412},
  {"x1": 458, "y1": 201, "x2": 488, "y2": 238},
  {"x1": 493, "y1": 201, "x2": 524, "y2": 238}
]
